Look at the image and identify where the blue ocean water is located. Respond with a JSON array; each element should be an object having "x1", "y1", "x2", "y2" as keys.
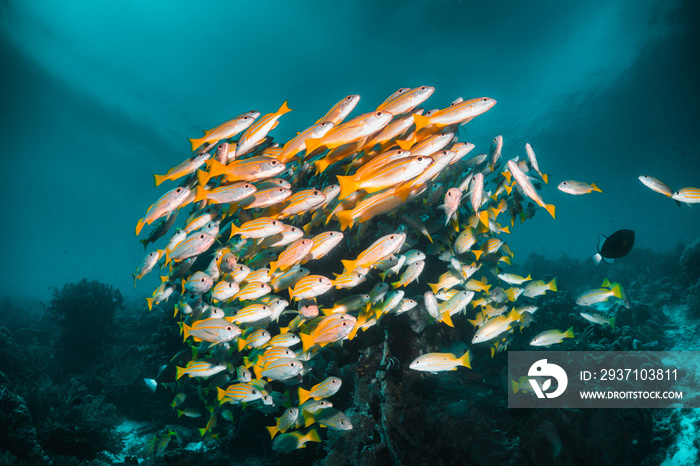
[{"x1": 1, "y1": 1, "x2": 699, "y2": 464}]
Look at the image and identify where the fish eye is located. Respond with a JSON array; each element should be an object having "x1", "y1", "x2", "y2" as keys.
[
  {"x1": 271, "y1": 160, "x2": 278, "y2": 165},
  {"x1": 341, "y1": 322, "x2": 347, "y2": 326},
  {"x1": 252, "y1": 389, "x2": 258, "y2": 395},
  {"x1": 199, "y1": 234, "x2": 205, "y2": 239},
  {"x1": 244, "y1": 184, "x2": 250, "y2": 188},
  {"x1": 272, "y1": 221, "x2": 278, "y2": 225},
  {"x1": 417, "y1": 157, "x2": 423, "y2": 161},
  {"x1": 346, "y1": 96, "x2": 352, "y2": 101},
  {"x1": 200, "y1": 278, "x2": 205, "y2": 282},
  {"x1": 397, "y1": 88, "x2": 405, "y2": 93},
  {"x1": 420, "y1": 86, "x2": 427, "y2": 90},
  {"x1": 175, "y1": 188, "x2": 182, "y2": 193},
  {"x1": 481, "y1": 97, "x2": 488, "y2": 102},
  {"x1": 318, "y1": 278, "x2": 323, "y2": 283},
  {"x1": 226, "y1": 326, "x2": 232, "y2": 331},
  {"x1": 375, "y1": 111, "x2": 382, "y2": 117},
  {"x1": 340, "y1": 420, "x2": 346, "y2": 425},
  {"x1": 290, "y1": 362, "x2": 296, "y2": 366},
  {"x1": 390, "y1": 235, "x2": 395, "y2": 239}
]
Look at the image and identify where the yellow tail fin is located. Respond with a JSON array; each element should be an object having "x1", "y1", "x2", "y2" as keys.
[
  {"x1": 154, "y1": 173, "x2": 168, "y2": 187},
  {"x1": 189, "y1": 137, "x2": 205, "y2": 152},
  {"x1": 544, "y1": 204, "x2": 555, "y2": 219},
  {"x1": 298, "y1": 387, "x2": 311, "y2": 405},
  {"x1": 335, "y1": 210, "x2": 354, "y2": 231},
  {"x1": 300, "y1": 333, "x2": 315, "y2": 352},
  {"x1": 412, "y1": 113, "x2": 431, "y2": 132},
  {"x1": 460, "y1": 350, "x2": 471, "y2": 369}
]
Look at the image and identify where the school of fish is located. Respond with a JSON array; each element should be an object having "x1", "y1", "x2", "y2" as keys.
[{"x1": 133, "y1": 86, "x2": 632, "y2": 453}]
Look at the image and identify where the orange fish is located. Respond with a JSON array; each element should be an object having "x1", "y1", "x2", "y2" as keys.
[
  {"x1": 236, "y1": 101, "x2": 293, "y2": 157},
  {"x1": 305, "y1": 111, "x2": 393, "y2": 155},
  {"x1": 269, "y1": 238, "x2": 315, "y2": 275},
  {"x1": 340, "y1": 232, "x2": 406, "y2": 273},
  {"x1": 188, "y1": 110, "x2": 259, "y2": 152}
]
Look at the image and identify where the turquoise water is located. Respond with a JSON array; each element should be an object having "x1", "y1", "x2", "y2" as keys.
[{"x1": 1, "y1": 0, "x2": 698, "y2": 300}]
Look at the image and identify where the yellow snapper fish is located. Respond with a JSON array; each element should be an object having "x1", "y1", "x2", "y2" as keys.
[
  {"x1": 200, "y1": 156, "x2": 286, "y2": 185},
  {"x1": 412, "y1": 96, "x2": 497, "y2": 131},
  {"x1": 275, "y1": 189, "x2": 326, "y2": 219},
  {"x1": 409, "y1": 351, "x2": 471, "y2": 373},
  {"x1": 331, "y1": 271, "x2": 366, "y2": 290},
  {"x1": 289, "y1": 275, "x2": 333, "y2": 301},
  {"x1": 341, "y1": 232, "x2": 406, "y2": 273},
  {"x1": 334, "y1": 184, "x2": 414, "y2": 231},
  {"x1": 260, "y1": 226, "x2": 304, "y2": 248},
  {"x1": 497, "y1": 272, "x2": 531, "y2": 285},
  {"x1": 188, "y1": 110, "x2": 259, "y2": 152},
  {"x1": 471, "y1": 309, "x2": 521, "y2": 344},
  {"x1": 303, "y1": 231, "x2": 344, "y2": 263},
  {"x1": 237, "y1": 185, "x2": 293, "y2": 210},
  {"x1": 133, "y1": 250, "x2": 161, "y2": 287},
  {"x1": 167, "y1": 232, "x2": 216, "y2": 264},
  {"x1": 278, "y1": 121, "x2": 335, "y2": 163},
  {"x1": 257, "y1": 357, "x2": 304, "y2": 381},
  {"x1": 300, "y1": 313, "x2": 357, "y2": 351},
  {"x1": 580, "y1": 312, "x2": 616, "y2": 328},
  {"x1": 522, "y1": 278, "x2": 557, "y2": 298},
  {"x1": 271, "y1": 267, "x2": 310, "y2": 292},
  {"x1": 136, "y1": 186, "x2": 191, "y2": 236},
  {"x1": 183, "y1": 271, "x2": 214, "y2": 294},
  {"x1": 228, "y1": 217, "x2": 285, "y2": 240},
  {"x1": 154, "y1": 152, "x2": 211, "y2": 187},
  {"x1": 529, "y1": 327, "x2": 575, "y2": 346},
  {"x1": 271, "y1": 429, "x2": 321, "y2": 453},
  {"x1": 217, "y1": 383, "x2": 264, "y2": 405},
  {"x1": 235, "y1": 101, "x2": 292, "y2": 157},
  {"x1": 336, "y1": 155, "x2": 433, "y2": 199},
  {"x1": 175, "y1": 360, "x2": 227, "y2": 380},
  {"x1": 439, "y1": 188, "x2": 462, "y2": 225},
  {"x1": 525, "y1": 143, "x2": 548, "y2": 183},
  {"x1": 193, "y1": 182, "x2": 257, "y2": 205},
  {"x1": 488, "y1": 135, "x2": 503, "y2": 170},
  {"x1": 231, "y1": 303, "x2": 272, "y2": 324},
  {"x1": 237, "y1": 328, "x2": 272, "y2": 351},
  {"x1": 376, "y1": 85, "x2": 434, "y2": 116},
  {"x1": 146, "y1": 278, "x2": 175, "y2": 311},
  {"x1": 557, "y1": 180, "x2": 603, "y2": 195},
  {"x1": 269, "y1": 238, "x2": 315, "y2": 275},
  {"x1": 265, "y1": 332, "x2": 301, "y2": 348},
  {"x1": 266, "y1": 407, "x2": 300, "y2": 439},
  {"x1": 305, "y1": 110, "x2": 393, "y2": 155},
  {"x1": 576, "y1": 283, "x2": 622, "y2": 307},
  {"x1": 298, "y1": 376, "x2": 342, "y2": 404},
  {"x1": 671, "y1": 187, "x2": 700, "y2": 205},
  {"x1": 507, "y1": 159, "x2": 555, "y2": 219},
  {"x1": 314, "y1": 95, "x2": 361, "y2": 126},
  {"x1": 182, "y1": 318, "x2": 241, "y2": 343},
  {"x1": 638, "y1": 175, "x2": 673, "y2": 197},
  {"x1": 307, "y1": 408, "x2": 353, "y2": 431},
  {"x1": 391, "y1": 260, "x2": 425, "y2": 289}
]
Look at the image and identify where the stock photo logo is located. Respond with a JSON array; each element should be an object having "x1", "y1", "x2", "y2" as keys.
[{"x1": 528, "y1": 359, "x2": 568, "y2": 399}]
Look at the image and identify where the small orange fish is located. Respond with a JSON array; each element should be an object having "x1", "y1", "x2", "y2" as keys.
[
  {"x1": 188, "y1": 110, "x2": 259, "y2": 152},
  {"x1": 236, "y1": 101, "x2": 293, "y2": 157}
]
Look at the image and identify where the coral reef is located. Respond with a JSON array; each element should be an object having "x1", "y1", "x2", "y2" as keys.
[{"x1": 48, "y1": 279, "x2": 125, "y2": 372}]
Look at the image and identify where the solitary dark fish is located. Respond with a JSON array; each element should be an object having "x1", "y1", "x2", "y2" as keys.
[{"x1": 593, "y1": 229, "x2": 635, "y2": 264}]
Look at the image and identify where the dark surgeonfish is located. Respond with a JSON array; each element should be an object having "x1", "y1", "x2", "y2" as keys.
[{"x1": 593, "y1": 229, "x2": 635, "y2": 264}]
